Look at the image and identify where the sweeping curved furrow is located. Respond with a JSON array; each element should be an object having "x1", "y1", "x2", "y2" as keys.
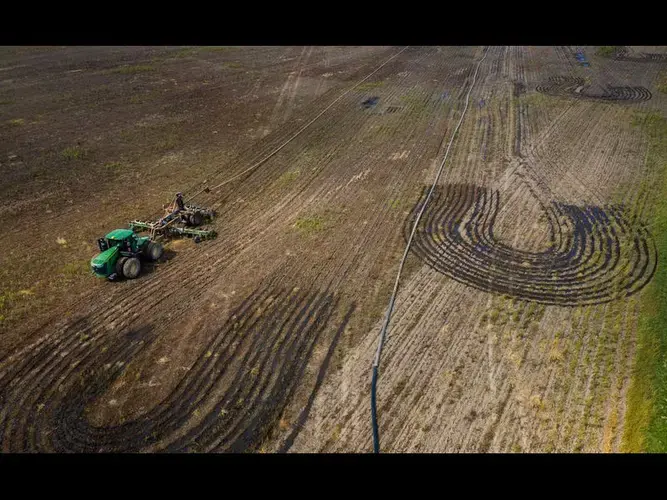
[
  {"x1": 611, "y1": 47, "x2": 667, "y2": 63},
  {"x1": 405, "y1": 183, "x2": 657, "y2": 306},
  {"x1": 536, "y1": 76, "x2": 652, "y2": 103},
  {"x1": 0, "y1": 283, "x2": 352, "y2": 452}
]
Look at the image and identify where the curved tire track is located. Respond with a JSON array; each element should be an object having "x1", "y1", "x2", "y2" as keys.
[
  {"x1": 405, "y1": 182, "x2": 657, "y2": 306},
  {"x1": 0, "y1": 284, "x2": 354, "y2": 452},
  {"x1": 536, "y1": 76, "x2": 652, "y2": 103}
]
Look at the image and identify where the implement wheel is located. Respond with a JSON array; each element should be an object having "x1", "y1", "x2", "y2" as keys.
[
  {"x1": 189, "y1": 211, "x2": 204, "y2": 227},
  {"x1": 123, "y1": 257, "x2": 141, "y2": 279}
]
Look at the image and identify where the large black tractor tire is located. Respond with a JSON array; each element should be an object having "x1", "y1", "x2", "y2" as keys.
[
  {"x1": 122, "y1": 257, "x2": 142, "y2": 279},
  {"x1": 189, "y1": 211, "x2": 204, "y2": 227},
  {"x1": 144, "y1": 241, "x2": 164, "y2": 261},
  {"x1": 115, "y1": 256, "x2": 129, "y2": 278}
]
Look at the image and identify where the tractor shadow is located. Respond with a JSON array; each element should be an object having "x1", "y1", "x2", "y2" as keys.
[{"x1": 139, "y1": 248, "x2": 178, "y2": 277}]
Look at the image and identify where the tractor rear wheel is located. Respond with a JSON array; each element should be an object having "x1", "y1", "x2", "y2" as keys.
[
  {"x1": 115, "y1": 256, "x2": 129, "y2": 278},
  {"x1": 122, "y1": 257, "x2": 141, "y2": 279},
  {"x1": 144, "y1": 242, "x2": 164, "y2": 261}
]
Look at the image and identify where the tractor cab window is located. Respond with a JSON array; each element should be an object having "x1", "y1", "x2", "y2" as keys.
[
  {"x1": 98, "y1": 238, "x2": 109, "y2": 252},
  {"x1": 107, "y1": 239, "x2": 119, "y2": 248}
]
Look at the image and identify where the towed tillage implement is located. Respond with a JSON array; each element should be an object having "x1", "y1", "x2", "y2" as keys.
[{"x1": 129, "y1": 202, "x2": 217, "y2": 242}]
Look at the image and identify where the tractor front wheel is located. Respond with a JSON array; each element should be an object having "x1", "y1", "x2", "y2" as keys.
[
  {"x1": 144, "y1": 242, "x2": 164, "y2": 261},
  {"x1": 115, "y1": 256, "x2": 129, "y2": 278},
  {"x1": 123, "y1": 257, "x2": 142, "y2": 279}
]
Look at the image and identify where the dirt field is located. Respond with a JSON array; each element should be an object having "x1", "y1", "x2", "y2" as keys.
[{"x1": 1, "y1": 46, "x2": 666, "y2": 452}]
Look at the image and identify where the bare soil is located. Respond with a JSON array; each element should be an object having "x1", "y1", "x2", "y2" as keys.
[{"x1": 0, "y1": 46, "x2": 665, "y2": 452}]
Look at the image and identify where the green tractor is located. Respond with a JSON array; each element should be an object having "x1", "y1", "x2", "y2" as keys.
[
  {"x1": 90, "y1": 229, "x2": 164, "y2": 280},
  {"x1": 90, "y1": 192, "x2": 217, "y2": 281}
]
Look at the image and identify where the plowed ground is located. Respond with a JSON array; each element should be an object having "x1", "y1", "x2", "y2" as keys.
[{"x1": 1, "y1": 46, "x2": 666, "y2": 452}]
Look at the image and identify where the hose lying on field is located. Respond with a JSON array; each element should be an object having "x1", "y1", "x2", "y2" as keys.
[{"x1": 370, "y1": 46, "x2": 489, "y2": 454}]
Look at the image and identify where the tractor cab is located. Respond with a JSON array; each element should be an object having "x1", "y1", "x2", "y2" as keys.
[{"x1": 97, "y1": 228, "x2": 140, "y2": 254}]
